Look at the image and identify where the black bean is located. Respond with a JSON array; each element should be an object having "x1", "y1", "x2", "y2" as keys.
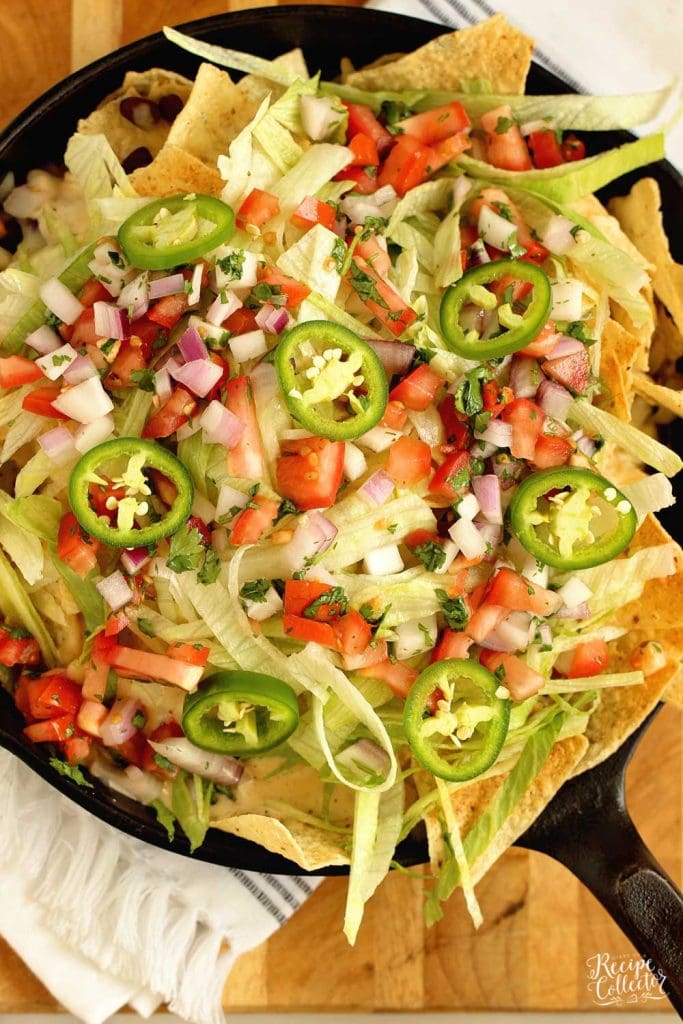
[
  {"x1": 158, "y1": 93, "x2": 184, "y2": 124},
  {"x1": 120, "y1": 97, "x2": 160, "y2": 130},
  {"x1": 122, "y1": 147, "x2": 153, "y2": 174}
]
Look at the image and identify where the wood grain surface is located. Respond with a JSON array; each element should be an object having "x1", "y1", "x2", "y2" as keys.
[{"x1": 0, "y1": 0, "x2": 680, "y2": 1014}]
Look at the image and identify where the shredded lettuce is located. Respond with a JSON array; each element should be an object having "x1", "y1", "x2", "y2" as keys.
[
  {"x1": 390, "y1": 222, "x2": 435, "y2": 275},
  {"x1": 435, "y1": 776, "x2": 482, "y2": 928},
  {"x1": 0, "y1": 547, "x2": 58, "y2": 664},
  {"x1": 391, "y1": 247, "x2": 419, "y2": 302},
  {"x1": 271, "y1": 144, "x2": 352, "y2": 220},
  {"x1": 172, "y1": 771, "x2": 214, "y2": 853},
  {"x1": 0, "y1": 411, "x2": 44, "y2": 465},
  {"x1": 570, "y1": 400, "x2": 683, "y2": 476},
  {"x1": 386, "y1": 180, "x2": 452, "y2": 236},
  {"x1": 14, "y1": 450, "x2": 55, "y2": 498},
  {"x1": 113, "y1": 390, "x2": 153, "y2": 439},
  {"x1": 65, "y1": 133, "x2": 136, "y2": 217},
  {"x1": 306, "y1": 292, "x2": 382, "y2": 339},
  {"x1": 0, "y1": 269, "x2": 40, "y2": 340},
  {"x1": 458, "y1": 134, "x2": 665, "y2": 204},
  {"x1": 568, "y1": 233, "x2": 651, "y2": 327},
  {"x1": 575, "y1": 542, "x2": 678, "y2": 614},
  {"x1": 543, "y1": 671, "x2": 644, "y2": 693},
  {"x1": 433, "y1": 207, "x2": 462, "y2": 289},
  {"x1": 0, "y1": 491, "x2": 44, "y2": 585},
  {"x1": 218, "y1": 97, "x2": 272, "y2": 208},
  {"x1": 622, "y1": 474, "x2": 675, "y2": 523},
  {"x1": 277, "y1": 224, "x2": 341, "y2": 300},
  {"x1": 253, "y1": 77, "x2": 319, "y2": 173},
  {"x1": 323, "y1": 493, "x2": 436, "y2": 570},
  {"x1": 163, "y1": 26, "x2": 298, "y2": 87},
  {"x1": 0, "y1": 385, "x2": 34, "y2": 428},
  {"x1": 344, "y1": 777, "x2": 404, "y2": 944}
]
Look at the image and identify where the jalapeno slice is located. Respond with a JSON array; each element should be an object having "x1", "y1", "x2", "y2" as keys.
[
  {"x1": 118, "y1": 194, "x2": 235, "y2": 270},
  {"x1": 404, "y1": 658, "x2": 509, "y2": 782},
  {"x1": 274, "y1": 321, "x2": 388, "y2": 440},
  {"x1": 68, "y1": 438, "x2": 193, "y2": 547},
  {"x1": 182, "y1": 670, "x2": 299, "y2": 755},
  {"x1": 440, "y1": 259, "x2": 552, "y2": 360},
  {"x1": 509, "y1": 467, "x2": 637, "y2": 570}
]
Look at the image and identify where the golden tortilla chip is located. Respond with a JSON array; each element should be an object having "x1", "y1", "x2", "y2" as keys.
[
  {"x1": 213, "y1": 814, "x2": 349, "y2": 871},
  {"x1": 650, "y1": 302, "x2": 683, "y2": 373},
  {"x1": 571, "y1": 195, "x2": 653, "y2": 272},
  {"x1": 600, "y1": 349, "x2": 631, "y2": 421},
  {"x1": 663, "y1": 665, "x2": 683, "y2": 709},
  {"x1": 609, "y1": 178, "x2": 683, "y2": 334},
  {"x1": 611, "y1": 289, "x2": 656, "y2": 374},
  {"x1": 632, "y1": 371, "x2": 683, "y2": 418},
  {"x1": 130, "y1": 144, "x2": 224, "y2": 197},
  {"x1": 166, "y1": 62, "x2": 259, "y2": 167},
  {"x1": 238, "y1": 48, "x2": 309, "y2": 106},
  {"x1": 345, "y1": 15, "x2": 533, "y2": 95},
  {"x1": 100, "y1": 68, "x2": 193, "y2": 106},
  {"x1": 598, "y1": 317, "x2": 642, "y2": 420}
]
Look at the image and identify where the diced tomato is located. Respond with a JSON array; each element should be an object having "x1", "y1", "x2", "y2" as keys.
[
  {"x1": 479, "y1": 650, "x2": 545, "y2": 701},
  {"x1": 349, "y1": 254, "x2": 417, "y2": 337},
  {"x1": 105, "y1": 645, "x2": 204, "y2": 691},
  {"x1": 501, "y1": 398, "x2": 546, "y2": 460},
  {"x1": 561, "y1": 135, "x2": 586, "y2": 162},
  {"x1": 0, "y1": 629, "x2": 41, "y2": 667},
  {"x1": 389, "y1": 363, "x2": 445, "y2": 411},
  {"x1": 116, "y1": 730, "x2": 149, "y2": 770},
  {"x1": 142, "y1": 387, "x2": 196, "y2": 440},
  {"x1": 276, "y1": 436, "x2": 345, "y2": 511},
  {"x1": 427, "y1": 131, "x2": 471, "y2": 171},
  {"x1": 542, "y1": 348, "x2": 590, "y2": 395},
  {"x1": 166, "y1": 642, "x2": 210, "y2": 667},
  {"x1": 282, "y1": 613, "x2": 338, "y2": 649},
  {"x1": 533, "y1": 434, "x2": 574, "y2": 468},
  {"x1": 386, "y1": 435, "x2": 431, "y2": 486},
  {"x1": 82, "y1": 634, "x2": 116, "y2": 703},
  {"x1": 225, "y1": 375, "x2": 264, "y2": 479},
  {"x1": 284, "y1": 580, "x2": 340, "y2": 621},
  {"x1": 79, "y1": 277, "x2": 112, "y2": 307},
  {"x1": 480, "y1": 105, "x2": 532, "y2": 171},
  {"x1": 14, "y1": 675, "x2": 33, "y2": 719},
  {"x1": 237, "y1": 188, "x2": 280, "y2": 229},
  {"x1": 469, "y1": 187, "x2": 539, "y2": 252},
  {"x1": 334, "y1": 165, "x2": 378, "y2": 194},
  {"x1": 377, "y1": 135, "x2": 432, "y2": 196},
  {"x1": 70, "y1": 307, "x2": 100, "y2": 347},
  {"x1": 486, "y1": 567, "x2": 561, "y2": 617},
  {"x1": 344, "y1": 102, "x2": 393, "y2": 156},
  {"x1": 380, "y1": 399, "x2": 408, "y2": 431},
  {"x1": 26, "y1": 673, "x2": 81, "y2": 720},
  {"x1": 405, "y1": 528, "x2": 441, "y2": 548},
  {"x1": 528, "y1": 129, "x2": 564, "y2": 169},
  {"x1": 57, "y1": 511, "x2": 100, "y2": 578},
  {"x1": 489, "y1": 273, "x2": 533, "y2": 306},
  {"x1": 332, "y1": 610, "x2": 372, "y2": 657},
  {"x1": 22, "y1": 386, "x2": 69, "y2": 419},
  {"x1": 565, "y1": 639, "x2": 609, "y2": 679},
  {"x1": 104, "y1": 339, "x2": 147, "y2": 388},
  {"x1": 348, "y1": 132, "x2": 380, "y2": 167},
  {"x1": 431, "y1": 629, "x2": 474, "y2": 663},
  {"x1": 64, "y1": 735, "x2": 91, "y2": 764},
  {"x1": 0, "y1": 355, "x2": 43, "y2": 388},
  {"x1": 355, "y1": 234, "x2": 391, "y2": 277},
  {"x1": 24, "y1": 714, "x2": 76, "y2": 743},
  {"x1": 224, "y1": 306, "x2": 259, "y2": 335},
  {"x1": 342, "y1": 639, "x2": 388, "y2": 671},
  {"x1": 88, "y1": 479, "x2": 125, "y2": 523},
  {"x1": 147, "y1": 293, "x2": 188, "y2": 329},
  {"x1": 291, "y1": 196, "x2": 336, "y2": 231},
  {"x1": 482, "y1": 381, "x2": 514, "y2": 418},
  {"x1": 459, "y1": 223, "x2": 478, "y2": 271},
  {"x1": 519, "y1": 320, "x2": 560, "y2": 358},
  {"x1": 429, "y1": 450, "x2": 472, "y2": 500},
  {"x1": 465, "y1": 603, "x2": 507, "y2": 643},
  {"x1": 398, "y1": 102, "x2": 470, "y2": 145},
  {"x1": 438, "y1": 394, "x2": 472, "y2": 448},
  {"x1": 258, "y1": 267, "x2": 310, "y2": 308},
  {"x1": 230, "y1": 495, "x2": 279, "y2": 546},
  {"x1": 357, "y1": 658, "x2": 418, "y2": 699},
  {"x1": 77, "y1": 700, "x2": 108, "y2": 737},
  {"x1": 141, "y1": 721, "x2": 183, "y2": 778}
]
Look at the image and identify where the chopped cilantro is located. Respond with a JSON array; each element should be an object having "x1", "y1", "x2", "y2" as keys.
[
  {"x1": 153, "y1": 752, "x2": 175, "y2": 772},
  {"x1": 331, "y1": 236, "x2": 347, "y2": 274},
  {"x1": 197, "y1": 546, "x2": 221, "y2": 585},
  {"x1": 566, "y1": 320, "x2": 597, "y2": 346},
  {"x1": 166, "y1": 524, "x2": 206, "y2": 574},
  {"x1": 275, "y1": 498, "x2": 299, "y2": 522},
  {"x1": 150, "y1": 799, "x2": 176, "y2": 841},
  {"x1": 49, "y1": 756, "x2": 93, "y2": 788},
  {"x1": 413, "y1": 540, "x2": 446, "y2": 572},
  {"x1": 348, "y1": 260, "x2": 389, "y2": 309},
  {"x1": 506, "y1": 231, "x2": 526, "y2": 259},
  {"x1": 137, "y1": 617, "x2": 155, "y2": 637},
  {"x1": 132, "y1": 710, "x2": 146, "y2": 730},
  {"x1": 494, "y1": 202, "x2": 514, "y2": 222},
  {"x1": 130, "y1": 368, "x2": 157, "y2": 392},
  {"x1": 436, "y1": 591, "x2": 469, "y2": 631},
  {"x1": 239, "y1": 579, "x2": 271, "y2": 604},
  {"x1": 303, "y1": 586, "x2": 348, "y2": 619},
  {"x1": 494, "y1": 116, "x2": 514, "y2": 134},
  {"x1": 454, "y1": 365, "x2": 492, "y2": 417},
  {"x1": 217, "y1": 250, "x2": 245, "y2": 280}
]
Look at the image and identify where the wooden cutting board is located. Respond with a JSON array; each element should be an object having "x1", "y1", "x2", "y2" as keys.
[{"x1": 0, "y1": 0, "x2": 680, "y2": 1013}]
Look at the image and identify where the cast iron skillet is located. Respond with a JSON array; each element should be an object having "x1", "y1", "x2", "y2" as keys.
[{"x1": 0, "y1": 5, "x2": 681, "y2": 1010}]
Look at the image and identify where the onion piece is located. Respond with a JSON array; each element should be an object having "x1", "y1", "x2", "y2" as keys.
[
  {"x1": 101, "y1": 698, "x2": 143, "y2": 747},
  {"x1": 550, "y1": 280, "x2": 584, "y2": 323},
  {"x1": 206, "y1": 290, "x2": 242, "y2": 327},
  {"x1": 362, "y1": 544, "x2": 404, "y2": 576},
  {"x1": 149, "y1": 737, "x2": 243, "y2": 786},
  {"x1": 64, "y1": 354, "x2": 97, "y2": 385},
  {"x1": 213, "y1": 247, "x2": 259, "y2": 291},
  {"x1": 74, "y1": 413, "x2": 115, "y2": 453},
  {"x1": 178, "y1": 325, "x2": 208, "y2": 362},
  {"x1": 537, "y1": 377, "x2": 573, "y2": 422},
  {"x1": 170, "y1": 358, "x2": 223, "y2": 398},
  {"x1": 117, "y1": 273, "x2": 150, "y2": 319},
  {"x1": 474, "y1": 418, "x2": 512, "y2": 448},
  {"x1": 40, "y1": 278, "x2": 84, "y2": 325},
  {"x1": 475, "y1": 520, "x2": 503, "y2": 556},
  {"x1": 472, "y1": 474, "x2": 503, "y2": 525},
  {"x1": 478, "y1": 205, "x2": 516, "y2": 251},
  {"x1": 278, "y1": 511, "x2": 338, "y2": 575},
  {"x1": 577, "y1": 434, "x2": 596, "y2": 457},
  {"x1": 255, "y1": 303, "x2": 292, "y2": 335},
  {"x1": 557, "y1": 576, "x2": 593, "y2": 608},
  {"x1": 36, "y1": 343, "x2": 78, "y2": 381},
  {"x1": 469, "y1": 238, "x2": 490, "y2": 266},
  {"x1": 300, "y1": 94, "x2": 343, "y2": 142},
  {"x1": 549, "y1": 336, "x2": 584, "y2": 358},
  {"x1": 52, "y1": 376, "x2": 114, "y2": 423},
  {"x1": 541, "y1": 215, "x2": 577, "y2": 256},
  {"x1": 38, "y1": 426, "x2": 76, "y2": 464},
  {"x1": 93, "y1": 301, "x2": 129, "y2": 341},
  {"x1": 343, "y1": 442, "x2": 367, "y2": 481},
  {"x1": 336, "y1": 738, "x2": 391, "y2": 779},
  {"x1": 200, "y1": 400, "x2": 245, "y2": 449},
  {"x1": 154, "y1": 366, "x2": 173, "y2": 403},
  {"x1": 216, "y1": 484, "x2": 248, "y2": 521},
  {"x1": 509, "y1": 356, "x2": 539, "y2": 399},
  {"x1": 491, "y1": 452, "x2": 523, "y2": 489},
  {"x1": 365, "y1": 339, "x2": 415, "y2": 379},
  {"x1": 448, "y1": 517, "x2": 488, "y2": 560},
  {"x1": 26, "y1": 324, "x2": 61, "y2": 355},
  {"x1": 96, "y1": 570, "x2": 133, "y2": 612},
  {"x1": 359, "y1": 469, "x2": 395, "y2": 506},
  {"x1": 149, "y1": 273, "x2": 185, "y2": 299},
  {"x1": 187, "y1": 263, "x2": 203, "y2": 306},
  {"x1": 121, "y1": 547, "x2": 151, "y2": 575},
  {"x1": 229, "y1": 329, "x2": 268, "y2": 362},
  {"x1": 555, "y1": 602, "x2": 590, "y2": 620}
]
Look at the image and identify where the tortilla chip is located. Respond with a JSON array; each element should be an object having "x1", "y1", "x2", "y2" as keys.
[
  {"x1": 663, "y1": 665, "x2": 683, "y2": 709},
  {"x1": 345, "y1": 15, "x2": 533, "y2": 95},
  {"x1": 650, "y1": 302, "x2": 683, "y2": 373},
  {"x1": 130, "y1": 145, "x2": 224, "y2": 197},
  {"x1": 212, "y1": 814, "x2": 349, "y2": 871},
  {"x1": 632, "y1": 371, "x2": 683, "y2": 418},
  {"x1": 422, "y1": 736, "x2": 588, "y2": 877},
  {"x1": 238, "y1": 48, "x2": 309, "y2": 106},
  {"x1": 598, "y1": 317, "x2": 643, "y2": 419},
  {"x1": 571, "y1": 195, "x2": 653, "y2": 272},
  {"x1": 609, "y1": 178, "x2": 683, "y2": 334},
  {"x1": 166, "y1": 62, "x2": 259, "y2": 166},
  {"x1": 600, "y1": 349, "x2": 631, "y2": 421},
  {"x1": 78, "y1": 69, "x2": 193, "y2": 164}
]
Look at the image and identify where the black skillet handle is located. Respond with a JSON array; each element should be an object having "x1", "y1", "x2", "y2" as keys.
[{"x1": 559, "y1": 810, "x2": 683, "y2": 1014}]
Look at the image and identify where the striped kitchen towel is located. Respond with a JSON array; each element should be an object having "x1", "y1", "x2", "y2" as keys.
[{"x1": 0, "y1": 750, "x2": 319, "y2": 1024}]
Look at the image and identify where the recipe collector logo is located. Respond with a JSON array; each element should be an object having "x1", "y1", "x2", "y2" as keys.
[{"x1": 586, "y1": 952, "x2": 667, "y2": 1006}]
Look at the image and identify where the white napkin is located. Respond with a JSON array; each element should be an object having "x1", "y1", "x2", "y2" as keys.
[
  {"x1": 0, "y1": 750, "x2": 319, "y2": 1024},
  {"x1": 369, "y1": 0, "x2": 683, "y2": 170}
]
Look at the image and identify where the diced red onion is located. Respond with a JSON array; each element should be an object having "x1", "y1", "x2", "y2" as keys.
[
  {"x1": 176, "y1": 420, "x2": 201, "y2": 441},
  {"x1": 537, "y1": 377, "x2": 574, "y2": 422},
  {"x1": 39, "y1": 278, "x2": 84, "y2": 325},
  {"x1": 509, "y1": 357, "x2": 539, "y2": 399},
  {"x1": 308, "y1": 511, "x2": 338, "y2": 552},
  {"x1": 255, "y1": 302, "x2": 292, "y2": 334},
  {"x1": 536, "y1": 623, "x2": 552, "y2": 647},
  {"x1": 336, "y1": 738, "x2": 390, "y2": 778},
  {"x1": 74, "y1": 413, "x2": 115, "y2": 453},
  {"x1": 36, "y1": 343, "x2": 78, "y2": 381},
  {"x1": 120, "y1": 547, "x2": 151, "y2": 575},
  {"x1": 359, "y1": 469, "x2": 395, "y2": 506},
  {"x1": 96, "y1": 570, "x2": 133, "y2": 612},
  {"x1": 149, "y1": 738, "x2": 243, "y2": 786},
  {"x1": 229, "y1": 329, "x2": 268, "y2": 362},
  {"x1": 365, "y1": 339, "x2": 415, "y2": 379},
  {"x1": 479, "y1": 627, "x2": 519, "y2": 652},
  {"x1": 149, "y1": 273, "x2": 185, "y2": 299},
  {"x1": 170, "y1": 358, "x2": 222, "y2": 398},
  {"x1": 475, "y1": 418, "x2": 512, "y2": 448},
  {"x1": 280, "y1": 512, "x2": 338, "y2": 574},
  {"x1": 200, "y1": 400, "x2": 245, "y2": 449},
  {"x1": 469, "y1": 238, "x2": 490, "y2": 266},
  {"x1": 26, "y1": 324, "x2": 61, "y2": 355},
  {"x1": 64, "y1": 354, "x2": 97, "y2": 385},
  {"x1": 187, "y1": 263, "x2": 203, "y2": 306},
  {"x1": 451, "y1": 175, "x2": 472, "y2": 209},
  {"x1": 52, "y1": 376, "x2": 114, "y2": 423},
  {"x1": 206, "y1": 290, "x2": 242, "y2": 327},
  {"x1": 491, "y1": 453, "x2": 523, "y2": 489},
  {"x1": 472, "y1": 474, "x2": 503, "y2": 525},
  {"x1": 555, "y1": 602, "x2": 590, "y2": 620},
  {"x1": 117, "y1": 273, "x2": 149, "y2": 319},
  {"x1": 94, "y1": 301, "x2": 129, "y2": 341},
  {"x1": 38, "y1": 426, "x2": 76, "y2": 463},
  {"x1": 577, "y1": 434, "x2": 596, "y2": 457},
  {"x1": 550, "y1": 336, "x2": 584, "y2": 358},
  {"x1": 178, "y1": 325, "x2": 208, "y2": 362},
  {"x1": 101, "y1": 698, "x2": 143, "y2": 747}
]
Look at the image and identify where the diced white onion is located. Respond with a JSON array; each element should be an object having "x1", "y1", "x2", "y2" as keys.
[
  {"x1": 358, "y1": 425, "x2": 402, "y2": 453},
  {"x1": 25, "y1": 324, "x2": 61, "y2": 355},
  {"x1": 191, "y1": 492, "x2": 217, "y2": 523},
  {"x1": 36, "y1": 343, "x2": 78, "y2": 381},
  {"x1": 343, "y1": 442, "x2": 367, "y2": 481},
  {"x1": 394, "y1": 615, "x2": 438, "y2": 660},
  {"x1": 39, "y1": 278, "x2": 84, "y2": 325},
  {"x1": 187, "y1": 263, "x2": 203, "y2": 306},
  {"x1": 541, "y1": 215, "x2": 577, "y2": 256},
  {"x1": 362, "y1": 544, "x2": 404, "y2": 576},
  {"x1": 216, "y1": 484, "x2": 248, "y2": 521},
  {"x1": 448, "y1": 517, "x2": 488, "y2": 560},
  {"x1": 206, "y1": 290, "x2": 242, "y2": 326},
  {"x1": 556, "y1": 576, "x2": 593, "y2": 609},
  {"x1": 244, "y1": 585, "x2": 283, "y2": 622},
  {"x1": 434, "y1": 539, "x2": 458, "y2": 574},
  {"x1": 478, "y1": 205, "x2": 516, "y2": 251},
  {"x1": 456, "y1": 493, "x2": 480, "y2": 520},
  {"x1": 496, "y1": 611, "x2": 532, "y2": 652},
  {"x1": 52, "y1": 376, "x2": 114, "y2": 423},
  {"x1": 74, "y1": 414, "x2": 115, "y2": 453},
  {"x1": 96, "y1": 570, "x2": 133, "y2": 612},
  {"x1": 300, "y1": 95, "x2": 343, "y2": 141},
  {"x1": 550, "y1": 279, "x2": 584, "y2": 322},
  {"x1": 213, "y1": 247, "x2": 259, "y2": 291},
  {"x1": 229, "y1": 328, "x2": 267, "y2": 362}
]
